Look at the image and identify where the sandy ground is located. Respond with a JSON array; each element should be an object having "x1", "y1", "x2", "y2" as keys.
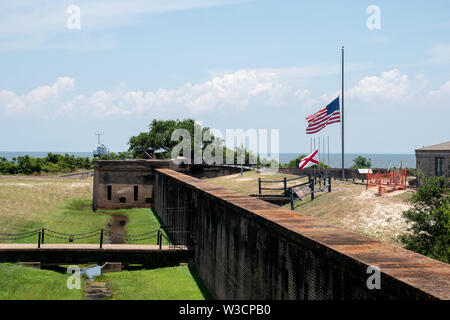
[{"x1": 339, "y1": 188, "x2": 411, "y2": 243}]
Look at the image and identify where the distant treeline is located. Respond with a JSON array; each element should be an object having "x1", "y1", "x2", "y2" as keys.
[
  {"x1": 0, "y1": 152, "x2": 138, "y2": 175},
  {"x1": 0, "y1": 153, "x2": 93, "y2": 175}
]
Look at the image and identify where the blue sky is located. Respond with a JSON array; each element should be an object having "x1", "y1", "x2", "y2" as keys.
[{"x1": 0, "y1": 0, "x2": 449, "y2": 154}]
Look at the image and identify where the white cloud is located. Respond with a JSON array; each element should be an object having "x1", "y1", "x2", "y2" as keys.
[
  {"x1": 27, "y1": 77, "x2": 74, "y2": 103},
  {"x1": 347, "y1": 69, "x2": 410, "y2": 102},
  {"x1": 0, "y1": 90, "x2": 25, "y2": 114},
  {"x1": 79, "y1": 69, "x2": 290, "y2": 117},
  {"x1": 0, "y1": 69, "x2": 297, "y2": 119},
  {"x1": 1, "y1": 68, "x2": 435, "y2": 120},
  {"x1": 0, "y1": 77, "x2": 75, "y2": 115},
  {"x1": 428, "y1": 80, "x2": 450, "y2": 98}
]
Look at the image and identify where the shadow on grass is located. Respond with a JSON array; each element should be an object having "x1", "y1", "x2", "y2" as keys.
[
  {"x1": 188, "y1": 264, "x2": 212, "y2": 300},
  {"x1": 64, "y1": 198, "x2": 93, "y2": 212},
  {"x1": 152, "y1": 208, "x2": 165, "y2": 226}
]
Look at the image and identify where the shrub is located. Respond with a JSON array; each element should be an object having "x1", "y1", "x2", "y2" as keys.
[
  {"x1": 351, "y1": 156, "x2": 371, "y2": 169},
  {"x1": 399, "y1": 176, "x2": 450, "y2": 263}
]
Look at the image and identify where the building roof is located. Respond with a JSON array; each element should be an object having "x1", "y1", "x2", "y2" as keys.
[{"x1": 416, "y1": 141, "x2": 450, "y2": 151}]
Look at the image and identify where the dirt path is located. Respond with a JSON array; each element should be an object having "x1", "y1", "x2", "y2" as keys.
[{"x1": 84, "y1": 281, "x2": 112, "y2": 300}]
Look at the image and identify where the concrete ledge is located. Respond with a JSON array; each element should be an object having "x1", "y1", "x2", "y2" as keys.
[{"x1": 0, "y1": 244, "x2": 193, "y2": 265}]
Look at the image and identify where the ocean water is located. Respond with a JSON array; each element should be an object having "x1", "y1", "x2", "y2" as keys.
[{"x1": 0, "y1": 151, "x2": 416, "y2": 169}]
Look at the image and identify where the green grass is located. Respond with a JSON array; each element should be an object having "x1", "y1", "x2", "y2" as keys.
[
  {"x1": 2, "y1": 198, "x2": 163, "y2": 244},
  {"x1": 98, "y1": 265, "x2": 209, "y2": 300},
  {"x1": 0, "y1": 176, "x2": 207, "y2": 300},
  {"x1": 0, "y1": 263, "x2": 211, "y2": 300},
  {"x1": 0, "y1": 176, "x2": 162, "y2": 244},
  {"x1": 97, "y1": 206, "x2": 165, "y2": 245},
  {"x1": 0, "y1": 263, "x2": 85, "y2": 300}
]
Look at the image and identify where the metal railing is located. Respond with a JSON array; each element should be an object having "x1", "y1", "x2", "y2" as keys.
[
  {"x1": 0, "y1": 227, "x2": 182, "y2": 250},
  {"x1": 258, "y1": 175, "x2": 309, "y2": 196},
  {"x1": 290, "y1": 175, "x2": 332, "y2": 210},
  {"x1": 158, "y1": 226, "x2": 192, "y2": 249}
]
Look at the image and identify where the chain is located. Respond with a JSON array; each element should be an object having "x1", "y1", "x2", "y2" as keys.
[
  {"x1": 44, "y1": 231, "x2": 101, "y2": 240},
  {"x1": 0, "y1": 232, "x2": 40, "y2": 241},
  {"x1": 0, "y1": 229, "x2": 41, "y2": 236},
  {"x1": 107, "y1": 232, "x2": 157, "y2": 242},
  {"x1": 1, "y1": 227, "x2": 162, "y2": 243},
  {"x1": 44, "y1": 228, "x2": 102, "y2": 236},
  {"x1": 106, "y1": 229, "x2": 158, "y2": 237}
]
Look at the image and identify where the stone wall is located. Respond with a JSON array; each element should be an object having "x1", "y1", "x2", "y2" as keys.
[
  {"x1": 93, "y1": 160, "x2": 244, "y2": 211},
  {"x1": 416, "y1": 150, "x2": 450, "y2": 179},
  {"x1": 152, "y1": 168, "x2": 450, "y2": 300},
  {"x1": 93, "y1": 160, "x2": 172, "y2": 211}
]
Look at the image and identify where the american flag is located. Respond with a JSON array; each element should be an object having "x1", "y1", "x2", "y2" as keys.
[{"x1": 305, "y1": 97, "x2": 340, "y2": 134}]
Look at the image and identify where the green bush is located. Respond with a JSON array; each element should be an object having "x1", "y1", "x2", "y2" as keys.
[
  {"x1": 351, "y1": 156, "x2": 372, "y2": 169},
  {"x1": 0, "y1": 157, "x2": 17, "y2": 174},
  {"x1": 399, "y1": 176, "x2": 450, "y2": 263},
  {"x1": 0, "y1": 153, "x2": 94, "y2": 175}
]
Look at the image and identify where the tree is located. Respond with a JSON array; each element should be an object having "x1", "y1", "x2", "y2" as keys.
[
  {"x1": 351, "y1": 156, "x2": 372, "y2": 169},
  {"x1": 284, "y1": 155, "x2": 306, "y2": 168},
  {"x1": 99, "y1": 151, "x2": 133, "y2": 160},
  {"x1": 399, "y1": 176, "x2": 449, "y2": 263},
  {"x1": 128, "y1": 119, "x2": 216, "y2": 159}
]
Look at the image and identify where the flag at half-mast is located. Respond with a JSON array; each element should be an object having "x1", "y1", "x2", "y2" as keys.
[
  {"x1": 299, "y1": 149, "x2": 319, "y2": 170},
  {"x1": 305, "y1": 97, "x2": 340, "y2": 134}
]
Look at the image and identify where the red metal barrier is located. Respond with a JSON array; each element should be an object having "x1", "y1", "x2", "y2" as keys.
[{"x1": 366, "y1": 169, "x2": 408, "y2": 196}]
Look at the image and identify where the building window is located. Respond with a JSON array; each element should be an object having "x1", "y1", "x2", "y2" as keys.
[
  {"x1": 107, "y1": 185, "x2": 112, "y2": 200},
  {"x1": 119, "y1": 197, "x2": 126, "y2": 203},
  {"x1": 134, "y1": 186, "x2": 138, "y2": 201},
  {"x1": 435, "y1": 158, "x2": 444, "y2": 176}
]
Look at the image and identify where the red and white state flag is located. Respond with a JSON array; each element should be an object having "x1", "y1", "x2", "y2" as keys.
[{"x1": 299, "y1": 149, "x2": 319, "y2": 170}]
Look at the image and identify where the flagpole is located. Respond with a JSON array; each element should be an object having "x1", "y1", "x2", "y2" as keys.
[
  {"x1": 323, "y1": 136, "x2": 325, "y2": 169},
  {"x1": 313, "y1": 138, "x2": 316, "y2": 178},
  {"x1": 341, "y1": 46, "x2": 345, "y2": 180},
  {"x1": 318, "y1": 137, "x2": 321, "y2": 173},
  {"x1": 328, "y1": 136, "x2": 330, "y2": 167},
  {"x1": 322, "y1": 136, "x2": 324, "y2": 173}
]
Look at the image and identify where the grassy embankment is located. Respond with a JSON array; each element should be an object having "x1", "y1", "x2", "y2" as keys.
[
  {"x1": 97, "y1": 265, "x2": 210, "y2": 300},
  {"x1": 0, "y1": 176, "x2": 208, "y2": 300},
  {"x1": 0, "y1": 176, "x2": 161, "y2": 244},
  {"x1": 206, "y1": 171, "x2": 413, "y2": 244},
  {"x1": 0, "y1": 263, "x2": 85, "y2": 300}
]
